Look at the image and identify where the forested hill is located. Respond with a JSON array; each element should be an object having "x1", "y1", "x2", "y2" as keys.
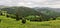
[
  {"x1": 1, "y1": 6, "x2": 41, "y2": 17},
  {"x1": 1, "y1": 6, "x2": 60, "y2": 17},
  {"x1": 34, "y1": 7, "x2": 60, "y2": 17}
]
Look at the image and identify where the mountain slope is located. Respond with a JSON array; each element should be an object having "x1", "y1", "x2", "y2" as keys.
[{"x1": 1, "y1": 6, "x2": 41, "y2": 17}]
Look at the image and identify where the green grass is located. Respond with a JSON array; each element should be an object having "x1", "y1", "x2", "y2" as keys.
[{"x1": 0, "y1": 16, "x2": 60, "y2": 28}]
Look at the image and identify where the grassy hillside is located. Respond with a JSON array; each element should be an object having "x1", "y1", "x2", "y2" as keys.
[{"x1": 0, "y1": 16, "x2": 60, "y2": 28}]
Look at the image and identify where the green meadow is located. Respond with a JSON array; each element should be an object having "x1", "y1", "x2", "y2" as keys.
[{"x1": 0, "y1": 16, "x2": 60, "y2": 28}]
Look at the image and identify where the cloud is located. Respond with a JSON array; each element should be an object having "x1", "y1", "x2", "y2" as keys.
[{"x1": 0, "y1": 0, "x2": 60, "y2": 8}]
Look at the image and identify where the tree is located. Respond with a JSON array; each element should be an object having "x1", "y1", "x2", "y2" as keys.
[
  {"x1": 0, "y1": 13, "x2": 2, "y2": 15},
  {"x1": 0, "y1": 10, "x2": 2, "y2": 15},
  {"x1": 6, "y1": 15, "x2": 9, "y2": 17},
  {"x1": 52, "y1": 16, "x2": 56, "y2": 20},
  {"x1": 22, "y1": 18, "x2": 26, "y2": 24},
  {"x1": 16, "y1": 13, "x2": 20, "y2": 21},
  {"x1": 0, "y1": 19, "x2": 1, "y2": 22},
  {"x1": 16, "y1": 8, "x2": 20, "y2": 21}
]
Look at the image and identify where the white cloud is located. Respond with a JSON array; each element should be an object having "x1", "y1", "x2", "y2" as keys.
[{"x1": 0, "y1": 0, "x2": 60, "y2": 8}]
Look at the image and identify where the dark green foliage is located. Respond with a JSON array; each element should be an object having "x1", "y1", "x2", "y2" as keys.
[
  {"x1": 16, "y1": 14, "x2": 20, "y2": 21},
  {"x1": 6, "y1": 15, "x2": 10, "y2": 17},
  {"x1": 0, "y1": 11, "x2": 3, "y2": 15},
  {"x1": 52, "y1": 17, "x2": 56, "y2": 20},
  {"x1": 22, "y1": 18, "x2": 26, "y2": 24},
  {"x1": 0, "y1": 19, "x2": 1, "y2": 22},
  {"x1": 20, "y1": 18, "x2": 22, "y2": 19},
  {"x1": 1, "y1": 6, "x2": 40, "y2": 17},
  {"x1": 0, "y1": 13, "x2": 2, "y2": 15},
  {"x1": 10, "y1": 16, "x2": 16, "y2": 19},
  {"x1": 30, "y1": 19, "x2": 42, "y2": 22},
  {"x1": 26, "y1": 15, "x2": 42, "y2": 22}
]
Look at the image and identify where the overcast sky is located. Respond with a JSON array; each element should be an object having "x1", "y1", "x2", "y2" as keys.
[{"x1": 0, "y1": 0, "x2": 60, "y2": 8}]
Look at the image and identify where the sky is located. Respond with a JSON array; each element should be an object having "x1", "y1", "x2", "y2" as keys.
[{"x1": 0, "y1": 0, "x2": 60, "y2": 8}]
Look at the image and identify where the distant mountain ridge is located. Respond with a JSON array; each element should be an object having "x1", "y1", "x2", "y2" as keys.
[{"x1": 0, "y1": 6, "x2": 60, "y2": 17}]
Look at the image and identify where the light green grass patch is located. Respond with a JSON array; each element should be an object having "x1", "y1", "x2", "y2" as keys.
[{"x1": 0, "y1": 16, "x2": 60, "y2": 28}]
